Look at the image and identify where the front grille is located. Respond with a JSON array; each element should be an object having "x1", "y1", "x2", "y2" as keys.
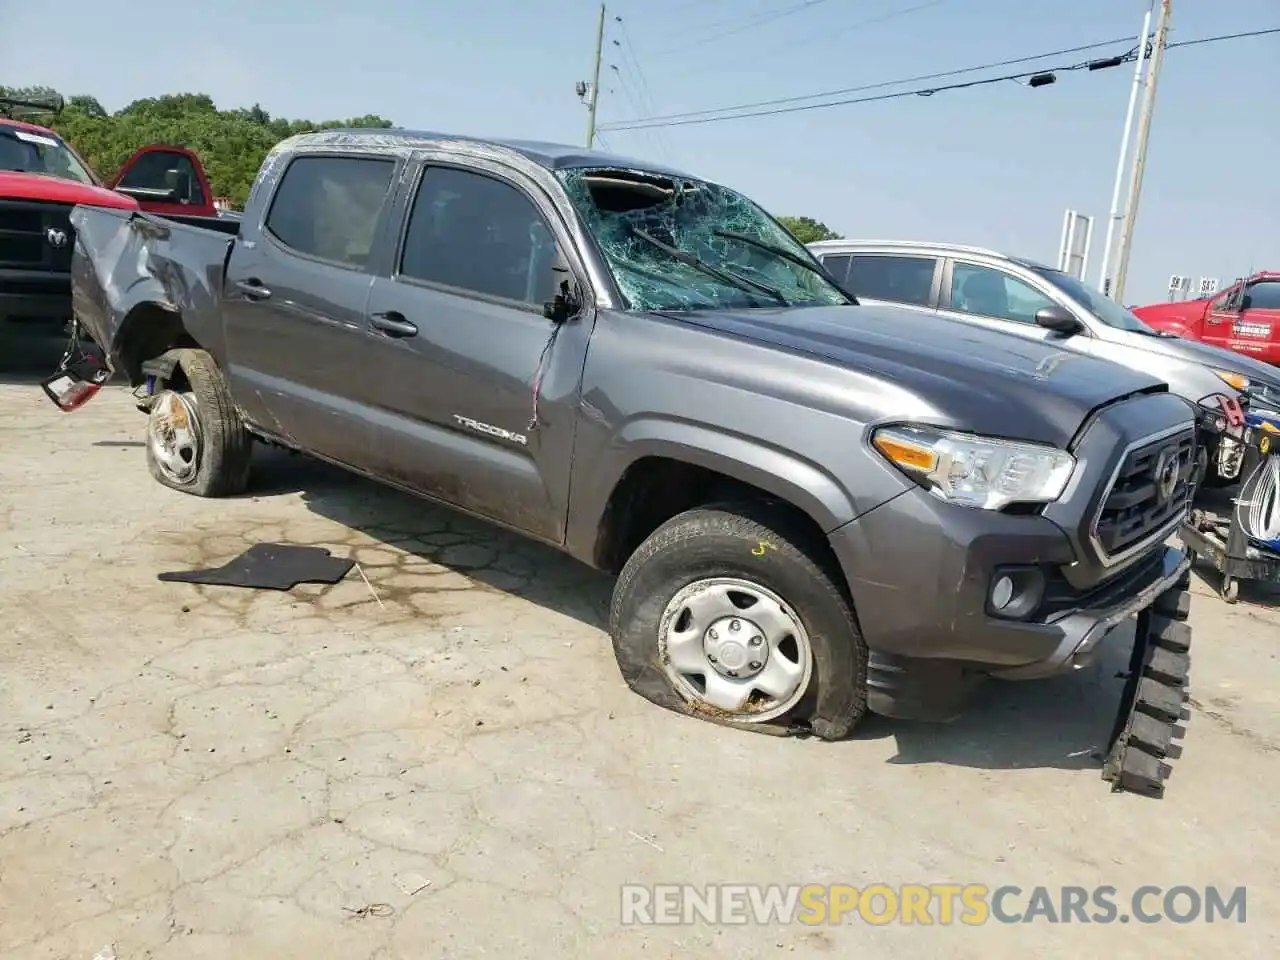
[
  {"x1": 1091, "y1": 427, "x2": 1196, "y2": 563},
  {"x1": 0, "y1": 199, "x2": 75, "y2": 274}
]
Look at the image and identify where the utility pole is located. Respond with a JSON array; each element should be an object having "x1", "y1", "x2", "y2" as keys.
[
  {"x1": 1097, "y1": 7, "x2": 1151, "y2": 295},
  {"x1": 585, "y1": 3, "x2": 607, "y2": 149},
  {"x1": 1112, "y1": 0, "x2": 1172, "y2": 304}
]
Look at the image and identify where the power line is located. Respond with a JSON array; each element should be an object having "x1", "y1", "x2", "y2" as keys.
[
  {"x1": 1166, "y1": 25, "x2": 1280, "y2": 49},
  {"x1": 601, "y1": 25, "x2": 1280, "y2": 132},
  {"x1": 655, "y1": 0, "x2": 952, "y2": 85},
  {"x1": 650, "y1": 0, "x2": 837, "y2": 58},
  {"x1": 601, "y1": 36, "x2": 1135, "y2": 129},
  {"x1": 611, "y1": 15, "x2": 676, "y2": 160},
  {"x1": 767, "y1": 0, "x2": 950, "y2": 56}
]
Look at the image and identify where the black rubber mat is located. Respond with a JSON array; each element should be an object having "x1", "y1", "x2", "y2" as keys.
[{"x1": 158, "y1": 543, "x2": 355, "y2": 591}]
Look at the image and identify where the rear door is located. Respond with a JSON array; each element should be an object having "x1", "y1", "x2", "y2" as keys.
[
  {"x1": 937, "y1": 259, "x2": 1064, "y2": 343},
  {"x1": 109, "y1": 146, "x2": 217, "y2": 217},
  {"x1": 843, "y1": 253, "x2": 940, "y2": 313},
  {"x1": 220, "y1": 152, "x2": 401, "y2": 467},
  {"x1": 360, "y1": 158, "x2": 595, "y2": 543}
]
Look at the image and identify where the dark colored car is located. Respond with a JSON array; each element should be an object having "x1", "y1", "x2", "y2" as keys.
[{"x1": 64, "y1": 129, "x2": 1195, "y2": 792}]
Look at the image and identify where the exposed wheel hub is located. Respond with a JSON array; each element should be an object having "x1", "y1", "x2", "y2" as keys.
[
  {"x1": 702, "y1": 616, "x2": 767, "y2": 679},
  {"x1": 147, "y1": 390, "x2": 201, "y2": 484}
]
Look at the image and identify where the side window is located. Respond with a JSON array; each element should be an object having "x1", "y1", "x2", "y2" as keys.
[
  {"x1": 847, "y1": 255, "x2": 937, "y2": 307},
  {"x1": 116, "y1": 150, "x2": 206, "y2": 205},
  {"x1": 265, "y1": 155, "x2": 395, "y2": 267},
  {"x1": 1243, "y1": 281, "x2": 1280, "y2": 311},
  {"x1": 950, "y1": 263, "x2": 1057, "y2": 324},
  {"x1": 819, "y1": 254, "x2": 851, "y2": 283},
  {"x1": 400, "y1": 166, "x2": 562, "y2": 306}
]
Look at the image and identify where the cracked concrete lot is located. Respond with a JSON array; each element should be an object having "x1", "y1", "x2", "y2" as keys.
[{"x1": 1, "y1": 362, "x2": 1278, "y2": 957}]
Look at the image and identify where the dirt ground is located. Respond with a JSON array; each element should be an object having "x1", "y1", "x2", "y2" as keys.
[{"x1": 1, "y1": 336, "x2": 1277, "y2": 959}]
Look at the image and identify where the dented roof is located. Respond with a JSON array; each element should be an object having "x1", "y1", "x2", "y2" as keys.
[{"x1": 280, "y1": 127, "x2": 695, "y2": 179}]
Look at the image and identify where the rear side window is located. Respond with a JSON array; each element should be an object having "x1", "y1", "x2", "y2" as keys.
[
  {"x1": 265, "y1": 156, "x2": 396, "y2": 267},
  {"x1": 847, "y1": 255, "x2": 937, "y2": 307},
  {"x1": 819, "y1": 253, "x2": 851, "y2": 282},
  {"x1": 1245, "y1": 281, "x2": 1280, "y2": 311},
  {"x1": 399, "y1": 166, "x2": 562, "y2": 305}
]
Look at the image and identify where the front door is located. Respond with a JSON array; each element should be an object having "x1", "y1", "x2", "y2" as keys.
[
  {"x1": 221, "y1": 152, "x2": 400, "y2": 468},
  {"x1": 938, "y1": 260, "x2": 1065, "y2": 343},
  {"x1": 361, "y1": 160, "x2": 595, "y2": 543},
  {"x1": 1224, "y1": 278, "x2": 1280, "y2": 364}
]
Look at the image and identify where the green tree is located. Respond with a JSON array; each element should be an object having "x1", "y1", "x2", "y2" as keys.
[
  {"x1": 776, "y1": 216, "x2": 843, "y2": 245},
  {"x1": 0, "y1": 85, "x2": 396, "y2": 208}
]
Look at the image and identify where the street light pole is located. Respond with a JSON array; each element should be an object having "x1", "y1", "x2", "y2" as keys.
[
  {"x1": 585, "y1": 3, "x2": 606, "y2": 148},
  {"x1": 1097, "y1": 8, "x2": 1152, "y2": 295},
  {"x1": 1112, "y1": 0, "x2": 1172, "y2": 304}
]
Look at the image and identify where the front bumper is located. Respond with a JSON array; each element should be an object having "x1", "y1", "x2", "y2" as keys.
[
  {"x1": 0, "y1": 268, "x2": 71, "y2": 322},
  {"x1": 828, "y1": 486, "x2": 1187, "y2": 677}
]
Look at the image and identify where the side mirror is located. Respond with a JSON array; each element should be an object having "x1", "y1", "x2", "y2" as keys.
[
  {"x1": 1035, "y1": 305, "x2": 1084, "y2": 335},
  {"x1": 543, "y1": 279, "x2": 581, "y2": 324}
]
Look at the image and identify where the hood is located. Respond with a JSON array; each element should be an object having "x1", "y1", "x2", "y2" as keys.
[
  {"x1": 665, "y1": 303, "x2": 1168, "y2": 447},
  {"x1": 0, "y1": 171, "x2": 138, "y2": 210},
  {"x1": 1121, "y1": 327, "x2": 1280, "y2": 384},
  {"x1": 1131, "y1": 299, "x2": 1206, "y2": 328}
]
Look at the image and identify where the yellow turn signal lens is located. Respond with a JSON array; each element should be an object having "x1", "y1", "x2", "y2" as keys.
[
  {"x1": 1213, "y1": 370, "x2": 1250, "y2": 392},
  {"x1": 872, "y1": 433, "x2": 938, "y2": 473}
]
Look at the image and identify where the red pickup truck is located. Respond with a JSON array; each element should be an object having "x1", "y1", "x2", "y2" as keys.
[
  {"x1": 1132, "y1": 272, "x2": 1280, "y2": 366},
  {"x1": 1, "y1": 113, "x2": 217, "y2": 329}
]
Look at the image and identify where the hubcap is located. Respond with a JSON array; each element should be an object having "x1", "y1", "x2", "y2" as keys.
[
  {"x1": 658, "y1": 577, "x2": 812, "y2": 722},
  {"x1": 147, "y1": 390, "x2": 201, "y2": 483}
]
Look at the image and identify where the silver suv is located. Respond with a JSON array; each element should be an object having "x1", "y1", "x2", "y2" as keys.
[{"x1": 808, "y1": 239, "x2": 1280, "y2": 486}]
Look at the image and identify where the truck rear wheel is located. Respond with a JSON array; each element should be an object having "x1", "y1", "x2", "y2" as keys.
[
  {"x1": 145, "y1": 348, "x2": 252, "y2": 497},
  {"x1": 609, "y1": 503, "x2": 867, "y2": 740}
]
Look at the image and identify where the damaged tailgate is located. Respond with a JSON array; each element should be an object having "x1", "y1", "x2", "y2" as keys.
[{"x1": 69, "y1": 205, "x2": 234, "y2": 383}]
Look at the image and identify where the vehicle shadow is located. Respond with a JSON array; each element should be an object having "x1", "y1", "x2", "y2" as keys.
[
  {"x1": 850, "y1": 639, "x2": 1134, "y2": 773},
  {"x1": 280, "y1": 448, "x2": 1144, "y2": 775},
  {"x1": 0, "y1": 327, "x2": 67, "y2": 384},
  {"x1": 282, "y1": 447, "x2": 613, "y2": 629}
]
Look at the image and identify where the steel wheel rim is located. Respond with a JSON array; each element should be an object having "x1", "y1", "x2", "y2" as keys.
[
  {"x1": 147, "y1": 390, "x2": 201, "y2": 484},
  {"x1": 657, "y1": 576, "x2": 813, "y2": 722}
]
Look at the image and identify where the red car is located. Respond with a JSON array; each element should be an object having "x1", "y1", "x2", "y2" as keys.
[
  {"x1": 1, "y1": 112, "x2": 218, "y2": 329},
  {"x1": 1132, "y1": 272, "x2": 1280, "y2": 366}
]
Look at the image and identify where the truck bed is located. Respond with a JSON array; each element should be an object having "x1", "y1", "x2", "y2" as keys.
[{"x1": 69, "y1": 205, "x2": 237, "y2": 380}]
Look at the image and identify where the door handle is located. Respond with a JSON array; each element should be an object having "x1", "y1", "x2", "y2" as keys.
[
  {"x1": 234, "y1": 279, "x2": 272, "y2": 301},
  {"x1": 370, "y1": 311, "x2": 418, "y2": 338}
]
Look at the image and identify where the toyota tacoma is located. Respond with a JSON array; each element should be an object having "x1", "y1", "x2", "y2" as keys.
[{"x1": 62, "y1": 129, "x2": 1196, "y2": 795}]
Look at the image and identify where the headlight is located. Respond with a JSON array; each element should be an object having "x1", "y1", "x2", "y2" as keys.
[
  {"x1": 1212, "y1": 369, "x2": 1250, "y2": 392},
  {"x1": 871, "y1": 424, "x2": 1076, "y2": 510}
]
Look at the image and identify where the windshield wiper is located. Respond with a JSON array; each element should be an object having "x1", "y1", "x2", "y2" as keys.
[
  {"x1": 630, "y1": 227, "x2": 788, "y2": 306},
  {"x1": 713, "y1": 229, "x2": 858, "y2": 303}
]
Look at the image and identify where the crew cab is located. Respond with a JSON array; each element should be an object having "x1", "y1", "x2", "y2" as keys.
[
  {"x1": 0, "y1": 113, "x2": 216, "y2": 328},
  {"x1": 1132, "y1": 272, "x2": 1280, "y2": 365},
  {"x1": 62, "y1": 130, "x2": 1196, "y2": 794}
]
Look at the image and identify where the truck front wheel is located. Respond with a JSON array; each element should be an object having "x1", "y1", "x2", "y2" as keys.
[
  {"x1": 609, "y1": 503, "x2": 867, "y2": 740},
  {"x1": 145, "y1": 348, "x2": 252, "y2": 497}
]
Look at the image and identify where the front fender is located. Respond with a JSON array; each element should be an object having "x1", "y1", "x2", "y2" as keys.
[{"x1": 564, "y1": 415, "x2": 909, "y2": 563}]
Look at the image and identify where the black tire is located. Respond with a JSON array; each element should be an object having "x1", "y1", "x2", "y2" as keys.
[
  {"x1": 608, "y1": 502, "x2": 868, "y2": 740},
  {"x1": 145, "y1": 348, "x2": 252, "y2": 497}
]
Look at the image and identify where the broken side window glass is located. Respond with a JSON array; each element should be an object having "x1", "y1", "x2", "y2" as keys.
[{"x1": 556, "y1": 167, "x2": 851, "y2": 312}]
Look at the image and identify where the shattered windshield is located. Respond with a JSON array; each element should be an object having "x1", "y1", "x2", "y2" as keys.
[
  {"x1": 557, "y1": 167, "x2": 851, "y2": 311},
  {"x1": 0, "y1": 127, "x2": 96, "y2": 185}
]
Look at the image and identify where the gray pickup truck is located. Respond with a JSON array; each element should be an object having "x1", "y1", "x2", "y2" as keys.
[{"x1": 65, "y1": 129, "x2": 1195, "y2": 793}]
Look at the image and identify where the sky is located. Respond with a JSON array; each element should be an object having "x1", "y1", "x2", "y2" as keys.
[{"x1": 1, "y1": 0, "x2": 1276, "y2": 303}]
